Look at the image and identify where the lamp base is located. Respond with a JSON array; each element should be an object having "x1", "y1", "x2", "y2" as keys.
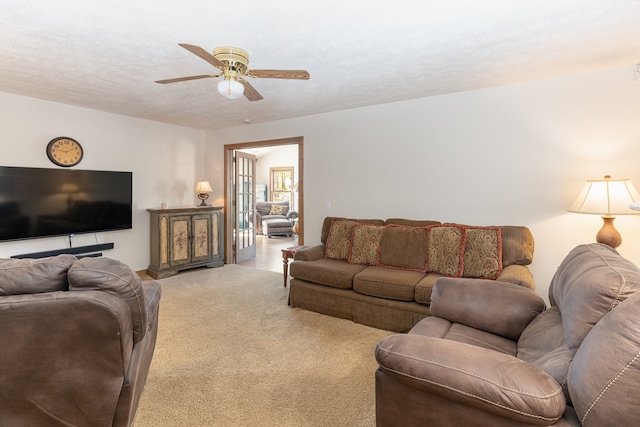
[
  {"x1": 596, "y1": 216, "x2": 622, "y2": 248},
  {"x1": 197, "y1": 193, "x2": 209, "y2": 207}
]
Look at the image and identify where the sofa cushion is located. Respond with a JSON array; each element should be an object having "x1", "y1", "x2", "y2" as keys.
[
  {"x1": 427, "y1": 224, "x2": 465, "y2": 277},
  {"x1": 517, "y1": 306, "x2": 572, "y2": 402},
  {"x1": 0, "y1": 254, "x2": 76, "y2": 296},
  {"x1": 325, "y1": 219, "x2": 357, "y2": 260},
  {"x1": 549, "y1": 243, "x2": 640, "y2": 353},
  {"x1": 348, "y1": 223, "x2": 384, "y2": 265},
  {"x1": 462, "y1": 226, "x2": 503, "y2": 279},
  {"x1": 353, "y1": 266, "x2": 423, "y2": 301},
  {"x1": 377, "y1": 225, "x2": 429, "y2": 272},
  {"x1": 68, "y1": 257, "x2": 148, "y2": 343},
  {"x1": 414, "y1": 273, "x2": 441, "y2": 305},
  {"x1": 289, "y1": 258, "x2": 367, "y2": 290}
]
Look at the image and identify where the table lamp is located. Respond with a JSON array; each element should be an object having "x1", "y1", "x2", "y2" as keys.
[
  {"x1": 195, "y1": 180, "x2": 213, "y2": 206},
  {"x1": 568, "y1": 175, "x2": 640, "y2": 248}
]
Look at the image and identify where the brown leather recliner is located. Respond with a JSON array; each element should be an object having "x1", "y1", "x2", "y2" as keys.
[
  {"x1": 375, "y1": 243, "x2": 640, "y2": 426},
  {"x1": 0, "y1": 254, "x2": 161, "y2": 427}
]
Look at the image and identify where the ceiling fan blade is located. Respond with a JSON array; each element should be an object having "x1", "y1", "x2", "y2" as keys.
[
  {"x1": 155, "y1": 74, "x2": 216, "y2": 84},
  {"x1": 241, "y1": 80, "x2": 264, "y2": 101},
  {"x1": 248, "y1": 69, "x2": 310, "y2": 80},
  {"x1": 179, "y1": 43, "x2": 226, "y2": 70}
]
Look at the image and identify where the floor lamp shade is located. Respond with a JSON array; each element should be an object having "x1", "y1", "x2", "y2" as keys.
[{"x1": 568, "y1": 175, "x2": 640, "y2": 248}]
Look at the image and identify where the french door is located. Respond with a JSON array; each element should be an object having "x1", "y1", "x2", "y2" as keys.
[{"x1": 234, "y1": 151, "x2": 257, "y2": 263}]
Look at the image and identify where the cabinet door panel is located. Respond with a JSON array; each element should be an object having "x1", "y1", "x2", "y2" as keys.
[
  {"x1": 192, "y1": 215, "x2": 211, "y2": 261},
  {"x1": 170, "y1": 216, "x2": 191, "y2": 265}
]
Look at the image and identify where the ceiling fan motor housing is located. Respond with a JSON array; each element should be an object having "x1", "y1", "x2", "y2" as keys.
[{"x1": 213, "y1": 47, "x2": 249, "y2": 74}]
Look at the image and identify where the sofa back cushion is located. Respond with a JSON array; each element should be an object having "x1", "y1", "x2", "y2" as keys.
[
  {"x1": 377, "y1": 225, "x2": 429, "y2": 272},
  {"x1": 68, "y1": 257, "x2": 148, "y2": 343},
  {"x1": 0, "y1": 254, "x2": 76, "y2": 296},
  {"x1": 549, "y1": 243, "x2": 640, "y2": 353},
  {"x1": 568, "y1": 291, "x2": 640, "y2": 426}
]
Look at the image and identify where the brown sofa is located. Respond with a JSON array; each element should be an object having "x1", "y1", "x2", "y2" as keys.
[
  {"x1": 375, "y1": 243, "x2": 640, "y2": 426},
  {"x1": 289, "y1": 217, "x2": 535, "y2": 332},
  {"x1": 0, "y1": 254, "x2": 161, "y2": 427}
]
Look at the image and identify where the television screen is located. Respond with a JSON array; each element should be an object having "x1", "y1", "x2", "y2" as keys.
[{"x1": 0, "y1": 166, "x2": 132, "y2": 242}]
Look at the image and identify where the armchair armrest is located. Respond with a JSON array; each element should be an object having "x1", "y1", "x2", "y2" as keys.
[
  {"x1": 287, "y1": 210, "x2": 298, "y2": 219},
  {"x1": 431, "y1": 277, "x2": 546, "y2": 340},
  {"x1": 375, "y1": 334, "x2": 565, "y2": 425},
  {"x1": 293, "y1": 244, "x2": 325, "y2": 261}
]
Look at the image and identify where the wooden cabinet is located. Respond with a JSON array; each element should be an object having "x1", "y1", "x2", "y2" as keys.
[{"x1": 147, "y1": 206, "x2": 224, "y2": 279}]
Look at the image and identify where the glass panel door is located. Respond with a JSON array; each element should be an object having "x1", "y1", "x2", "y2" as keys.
[{"x1": 234, "y1": 151, "x2": 257, "y2": 263}]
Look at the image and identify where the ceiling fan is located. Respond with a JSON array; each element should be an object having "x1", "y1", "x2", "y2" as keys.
[{"x1": 155, "y1": 43, "x2": 310, "y2": 101}]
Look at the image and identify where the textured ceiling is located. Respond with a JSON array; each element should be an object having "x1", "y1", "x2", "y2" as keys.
[{"x1": 1, "y1": 1, "x2": 640, "y2": 130}]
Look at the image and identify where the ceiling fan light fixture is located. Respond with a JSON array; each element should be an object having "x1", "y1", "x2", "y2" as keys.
[{"x1": 217, "y1": 78, "x2": 244, "y2": 99}]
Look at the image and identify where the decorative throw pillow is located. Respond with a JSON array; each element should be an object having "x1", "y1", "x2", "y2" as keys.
[
  {"x1": 377, "y1": 225, "x2": 429, "y2": 272},
  {"x1": 348, "y1": 224, "x2": 384, "y2": 265},
  {"x1": 427, "y1": 224, "x2": 465, "y2": 277},
  {"x1": 325, "y1": 219, "x2": 356, "y2": 260},
  {"x1": 463, "y1": 226, "x2": 503, "y2": 279},
  {"x1": 269, "y1": 204, "x2": 285, "y2": 215}
]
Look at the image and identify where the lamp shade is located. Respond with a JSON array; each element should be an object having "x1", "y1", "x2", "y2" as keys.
[
  {"x1": 195, "y1": 180, "x2": 213, "y2": 193},
  {"x1": 217, "y1": 78, "x2": 244, "y2": 100},
  {"x1": 568, "y1": 175, "x2": 640, "y2": 216}
]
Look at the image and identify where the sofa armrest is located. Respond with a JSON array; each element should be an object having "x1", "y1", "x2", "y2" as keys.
[
  {"x1": 430, "y1": 277, "x2": 546, "y2": 340},
  {"x1": 293, "y1": 244, "x2": 325, "y2": 261},
  {"x1": 375, "y1": 334, "x2": 565, "y2": 425},
  {"x1": 496, "y1": 264, "x2": 535, "y2": 289},
  {"x1": 287, "y1": 210, "x2": 298, "y2": 219}
]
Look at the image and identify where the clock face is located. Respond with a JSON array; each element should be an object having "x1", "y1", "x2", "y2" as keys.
[{"x1": 46, "y1": 137, "x2": 84, "y2": 167}]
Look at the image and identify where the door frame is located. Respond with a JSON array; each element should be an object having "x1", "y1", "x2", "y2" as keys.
[{"x1": 223, "y1": 136, "x2": 304, "y2": 264}]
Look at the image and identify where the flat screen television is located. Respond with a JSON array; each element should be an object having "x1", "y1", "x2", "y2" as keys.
[{"x1": 0, "y1": 166, "x2": 133, "y2": 242}]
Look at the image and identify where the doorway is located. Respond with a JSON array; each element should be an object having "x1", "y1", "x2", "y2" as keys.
[{"x1": 223, "y1": 136, "x2": 304, "y2": 264}]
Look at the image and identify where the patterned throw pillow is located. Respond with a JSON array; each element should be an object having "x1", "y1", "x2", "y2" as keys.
[
  {"x1": 348, "y1": 224, "x2": 384, "y2": 265},
  {"x1": 269, "y1": 204, "x2": 285, "y2": 215},
  {"x1": 463, "y1": 226, "x2": 503, "y2": 279},
  {"x1": 427, "y1": 224, "x2": 466, "y2": 277},
  {"x1": 325, "y1": 219, "x2": 356, "y2": 260},
  {"x1": 377, "y1": 225, "x2": 429, "y2": 272}
]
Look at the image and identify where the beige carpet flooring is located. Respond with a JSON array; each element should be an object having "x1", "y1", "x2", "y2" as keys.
[{"x1": 134, "y1": 265, "x2": 393, "y2": 427}]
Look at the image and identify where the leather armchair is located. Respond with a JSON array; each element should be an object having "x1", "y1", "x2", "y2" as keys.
[
  {"x1": 375, "y1": 243, "x2": 640, "y2": 426},
  {"x1": 0, "y1": 255, "x2": 161, "y2": 427}
]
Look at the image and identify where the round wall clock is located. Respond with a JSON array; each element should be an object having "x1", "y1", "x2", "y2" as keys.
[{"x1": 46, "y1": 137, "x2": 84, "y2": 167}]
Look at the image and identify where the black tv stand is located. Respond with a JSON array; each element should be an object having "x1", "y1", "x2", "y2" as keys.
[{"x1": 11, "y1": 243, "x2": 115, "y2": 259}]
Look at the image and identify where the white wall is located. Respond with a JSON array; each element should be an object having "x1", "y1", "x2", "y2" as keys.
[
  {"x1": 0, "y1": 92, "x2": 206, "y2": 270},
  {"x1": 206, "y1": 65, "x2": 640, "y2": 303}
]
